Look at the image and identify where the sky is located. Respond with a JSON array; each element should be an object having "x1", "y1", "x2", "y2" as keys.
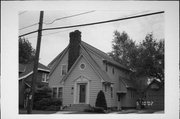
[{"x1": 19, "y1": 10, "x2": 164, "y2": 66}]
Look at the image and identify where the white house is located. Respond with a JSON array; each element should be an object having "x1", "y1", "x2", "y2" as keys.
[{"x1": 48, "y1": 30, "x2": 137, "y2": 110}]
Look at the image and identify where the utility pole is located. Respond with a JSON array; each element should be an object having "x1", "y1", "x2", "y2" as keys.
[{"x1": 27, "y1": 11, "x2": 44, "y2": 114}]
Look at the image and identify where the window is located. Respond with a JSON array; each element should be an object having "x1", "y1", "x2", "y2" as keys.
[
  {"x1": 105, "y1": 84, "x2": 107, "y2": 92},
  {"x1": 80, "y1": 63, "x2": 85, "y2": 70},
  {"x1": 61, "y1": 64, "x2": 67, "y2": 75},
  {"x1": 52, "y1": 87, "x2": 57, "y2": 98},
  {"x1": 130, "y1": 90, "x2": 134, "y2": 98},
  {"x1": 112, "y1": 67, "x2": 115, "y2": 74},
  {"x1": 42, "y1": 73, "x2": 47, "y2": 82},
  {"x1": 105, "y1": 64, "x2": 108, "y2": 72},
  {"x1": 111, "y1": 87, "x2": 113, "y2": 98},
  {"x1": 58, "y1": 87, "x2": 63, "y2": 100}
]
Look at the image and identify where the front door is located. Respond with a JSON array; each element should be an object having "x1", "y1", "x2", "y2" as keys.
[{"x1": 79, "y1": 84, "x2": 86, "y2": 103}]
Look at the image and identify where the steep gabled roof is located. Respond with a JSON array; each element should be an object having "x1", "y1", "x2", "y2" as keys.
[
  {"x1": 19, "y1": 62, "x2": 50, "y2": 80},
  {"x1": 120, "y1": 77, "x2": 136, "y2": 89},
  {"x1": 48, "y1": 45, "x2": 69, "y2": 76},
  {"x1": 48, "y1": 45, "x2": 69, "y2": 69},
  {"x1": 80, "y1": 43, "x2": 113, "y2": 83},
  {"x1": 60, "y1": 45, "x2": 113, "y2": 83},
  {"x1": 49, "y1": 41, "x2": 130, "y2": 84},
  {"x1": 144, "y1": 79, "x2": 163, "y2": 92},
  {"x1": 81, "y1": 41, "x2": 129, "y2": 71}
]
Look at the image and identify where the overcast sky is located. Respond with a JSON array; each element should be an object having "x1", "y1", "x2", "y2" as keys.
[{"x1": 19, "y1": 10, "x2": 164, "y2": 65}]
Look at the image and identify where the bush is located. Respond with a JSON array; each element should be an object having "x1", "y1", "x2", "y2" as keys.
[
  {"x1": 33, "y1": 98, "x2": 62, "y2": 111},
  {"x1": 44, "y1": 105, "x2": 60, "y2": 111},
  {"x1": 33, "y1": 86, "x2": 52, "y2": 102},
  {"x1": 93, "y1": 107, "x2": 105, "y2": 113},
  {"x1": 84, "y1": 107, "x2": 105, "y2": 113},
  {"x1": 95, "y1": 90, "x2": 107, "y2": 110}
]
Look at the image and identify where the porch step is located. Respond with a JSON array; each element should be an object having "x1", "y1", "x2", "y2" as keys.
[{"x1": 63, "y1": 104, "x2": 91, "y2": 111}]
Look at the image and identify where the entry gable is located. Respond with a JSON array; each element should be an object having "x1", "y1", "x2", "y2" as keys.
[
  {"x1": 60, "y1": 53, "x2": 105, "y2": 84},
  {"x1": 72, "y1": 75, "x2": 92, "y2": 83}
]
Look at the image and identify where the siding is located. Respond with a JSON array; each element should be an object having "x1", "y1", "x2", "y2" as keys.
[
  {"x1": 121, "y1": 89, "x2": 137, "y2": 108},
  {"x1": 88, "y1": 50, "x2": 134, "y2": 108},
  {"x1": 19, "y1": 71, "x2": 48, "y2": 107},
  {"x1": 145, "y1": 88, "x2": 164, "y2": 110},
  {"x1": 19, "y1": 80, "x2": 24, "y2": 107},
  {"x1": 63, "y1": 56, "x2": 102, "y2": 107},
  {"x1": 49, "y1": 51, "x2": 69, "y2": 87}
]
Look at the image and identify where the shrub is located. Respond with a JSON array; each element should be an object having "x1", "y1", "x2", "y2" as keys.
[
  {"x1": 95, "y1": 90, "x2": 107, "y2": 110},
  {"x1": 44, "y1": 105, "x2": 60, "y2": 111},
  {"x1": 33, "y1": 98, "x2": 62, "y2": 111},
  {"x1": 33, "y1": 86, "x2": 52, "y2": 102},
  {"x1": 84, "y1": 107, "x2": 105, "y2": 113},
  {"x1": 93, "y1": 107, "x2": 105, "y2": 113}
]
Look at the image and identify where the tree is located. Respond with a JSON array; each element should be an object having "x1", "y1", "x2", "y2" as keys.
[
  {"x1": 19, "y1": 37, "x2": 35, "y2": 64},
  {"x1": 95, "y1": 90, "x2": 107, "y2": 110},
  {"x1": 109, "y1": 31, "x2": 164, "y2": 83},
  {"x1": 109, "y1": 31, "x2": 139, "y2": 71},
  {"x1": 137, "y1": 34, "x2": 164, "y2": 82}
]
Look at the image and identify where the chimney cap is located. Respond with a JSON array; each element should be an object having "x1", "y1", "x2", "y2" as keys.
[{"x1": 70, "y1": 30, "x2": 81, "y2": 37}]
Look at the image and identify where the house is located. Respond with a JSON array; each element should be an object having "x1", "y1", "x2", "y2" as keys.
[
  {"x1": 19, "y1": 62, "x2": 50, "y2": 108},
  {"x1": 48, "y1": 30, "x2": 137, "y2": 110},
  {"x1": 143, "y1": 79, "x2": 164, "y2": 110}
]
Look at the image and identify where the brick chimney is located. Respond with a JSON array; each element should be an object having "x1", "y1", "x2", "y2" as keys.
[{"x1": 68, "y1": 30, "x2": 81, "y2": 70}]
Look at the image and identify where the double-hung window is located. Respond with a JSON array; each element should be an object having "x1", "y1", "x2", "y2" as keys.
[
  {"x1": 52, "y1": 87, "x2": 57, "y2": 98},
  {"x1": 61, "y1": 64, "x2": 67, "y2": 75},
  {"x1": 58, "y1": 87, "x2": 63, "y2": 100},
  {"x1": 42, "y1": 73, "x2": 47, "y2": 82}
]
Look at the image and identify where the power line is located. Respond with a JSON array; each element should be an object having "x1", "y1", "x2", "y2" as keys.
[
  {"x1": 19, "y1": 23, "x2": 39, "y2": 30},
  {"x1": 19, "y1": 11, "x2": 164, "y2": 38},
  {"x1": 19, "y1": 11, "x2": 95, "y2": 31},
  {"x1": 43, "y1": 10, "x2": 96, "y2": 25},
  {"x1": 42, "y1": 11, "x2": 164, "y2": 31},
  {"x1": 27, "y1": 29, "x2": 72, "y2": 40},
  {"x1": 19, "y1": 30, "x2": 38, "y2": 37}
]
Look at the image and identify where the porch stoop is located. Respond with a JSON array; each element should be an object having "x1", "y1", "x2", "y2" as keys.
[{"x1": 63, "y1": 104, "x2": 91, "y2": 111}]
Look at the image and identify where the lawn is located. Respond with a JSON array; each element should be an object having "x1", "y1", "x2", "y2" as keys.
[{"x1": 19, "y1": 109, "x2": 57, "y2": 114}]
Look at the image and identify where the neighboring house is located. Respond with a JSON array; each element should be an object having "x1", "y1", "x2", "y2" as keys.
[
  {"x1": 19, "y1": 62, "x2": 50, "y2": 108},
  {"x1": 48, "y1": 30, "x2": 137, "y2": 110},
  {"x1": 143, "y1": 79, "x2": 164, "y2": 110}
]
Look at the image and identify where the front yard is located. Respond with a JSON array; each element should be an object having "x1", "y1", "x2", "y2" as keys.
[
  {"x1": 19, "y1": 109, "x2": 164, "y2": 114},
  {"x1": 19, "y1": 109, "x2": 57, "y2": 114}
]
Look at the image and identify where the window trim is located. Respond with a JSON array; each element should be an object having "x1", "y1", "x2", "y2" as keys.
[
  {"x1": 111, "y1": 87, "x2": 113, "y2": 98},
  {"x1": 58, "y1": 87, "x2": 63, "y2": 100},
  {"x1": 42, "y1": 73, "x2": 47, "y2": 82},
  {"x1": 61, "y1": 64, "x2": 67, "y2": 76},
  {"x1": 80, "y1": 63, "x2": 86, "y2": 70},
  {"x1": 105, "y1": 63, "x2": 108, "y2": 72},
  {"x1": 52, "y1": 87, "x2": 57, "y2": 98},
  {"x1": 112, "y1": 67, "x2": 115, "y2": 74}
]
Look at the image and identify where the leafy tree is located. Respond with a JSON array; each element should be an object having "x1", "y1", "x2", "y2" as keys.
[
  {"x1": 95, "y1": 90, "x2": 107, "y2": 110},
  {"x1": 109, "y1": 31, "x2": 137, "y2": 69},
  {"x1": 137, "y1": 34, "x2": 164, "y2": 82},
  {"x1": 19, "y1": 37, "x2": 35, "y2": 64},
  {"x1": 109, "y1": 31, "x2": 164, "y2": 83}
]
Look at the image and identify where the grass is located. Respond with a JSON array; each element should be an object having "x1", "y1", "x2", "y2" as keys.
[{"x1": 19, "y1": 109, "x2": 57, "y2": 114}]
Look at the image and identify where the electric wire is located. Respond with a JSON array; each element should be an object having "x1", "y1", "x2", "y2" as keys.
[
  {"x1": 42, "y1": 11, "x2": 164, "y2": 32},
  {"x1": 43, "y1": 10, "x2": 96, "y2": 25},
  {"x1": 19, "y1": 23, "x2": 39, "y2": 30},
  {"x1": 19, "y1": 11, "x2": 95, "y2": 30},
  {"x1": 19, "y1": 11, "x2": 164, "y2": 38}
]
